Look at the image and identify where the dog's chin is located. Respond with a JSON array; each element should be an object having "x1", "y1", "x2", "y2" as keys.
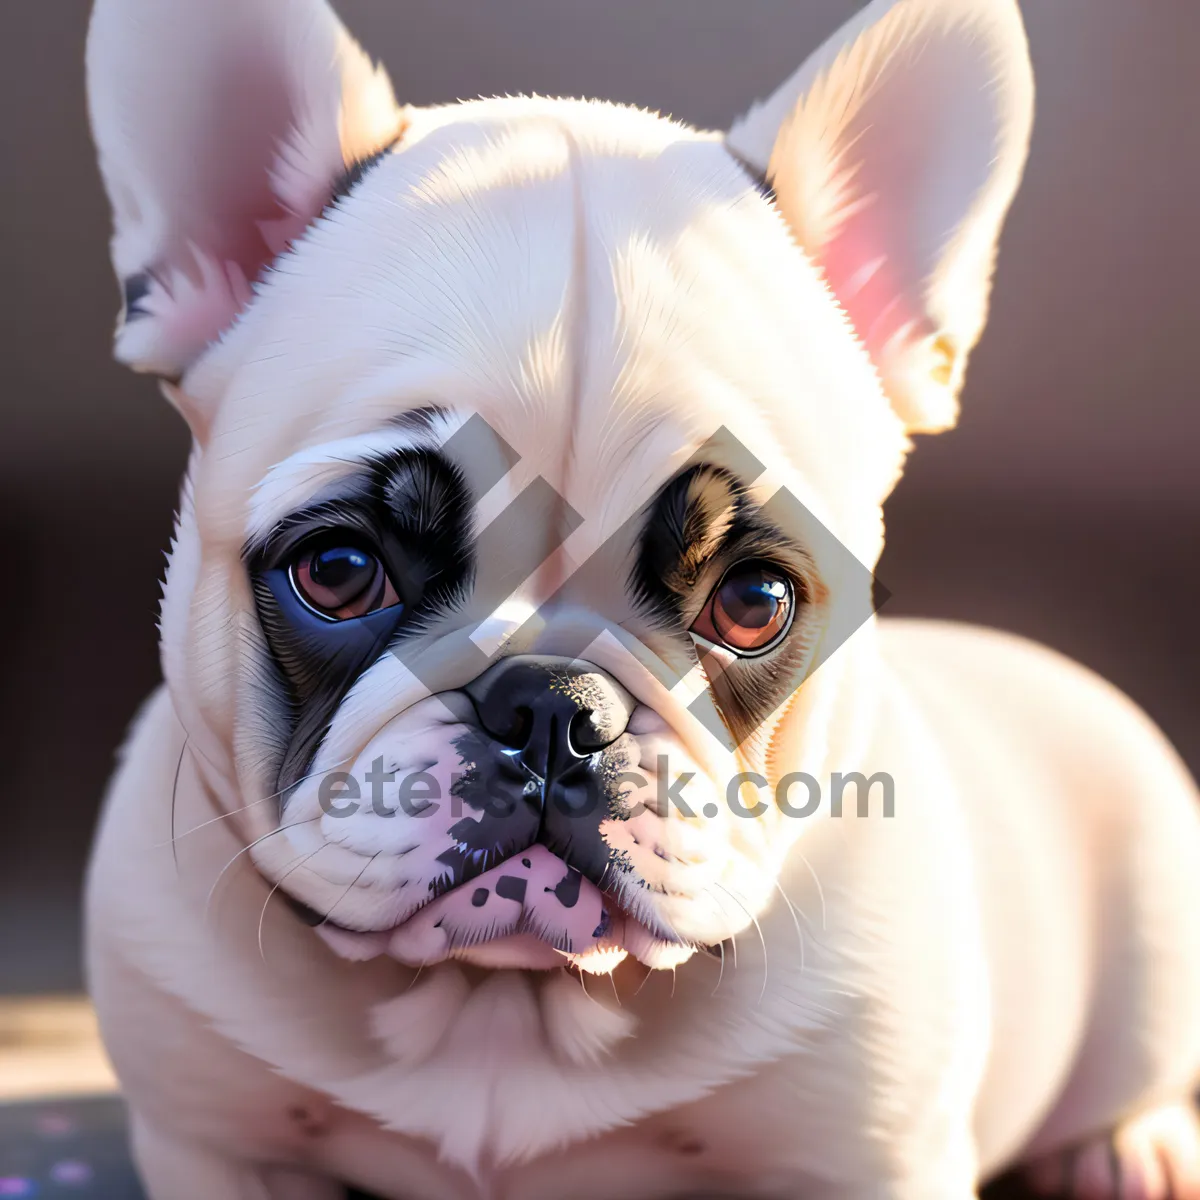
[{"x1": 307, "y1": 843, "x2": 699, "y2": 974}]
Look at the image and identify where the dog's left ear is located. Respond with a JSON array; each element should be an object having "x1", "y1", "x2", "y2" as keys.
[
  {"x1": 727, "y1": 0, "x2": 1033, "y2": 433},
  {"x1": 87, "y1": 0, "x2": 405, "y2": 396}
]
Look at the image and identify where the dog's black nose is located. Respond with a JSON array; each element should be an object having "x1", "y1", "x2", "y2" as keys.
[{"x1": 464, "y1": 655, "x2": 635, "y2": 781}]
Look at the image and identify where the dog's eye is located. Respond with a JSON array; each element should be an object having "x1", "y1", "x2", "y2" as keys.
[
  {"x1": 289, "y1": 542, "x2": 400, "y2": 620},
  {"x1": 692, "y1": 561, "x2": 794, "y2": 655}
]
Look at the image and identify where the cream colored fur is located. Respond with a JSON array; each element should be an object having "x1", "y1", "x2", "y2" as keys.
[{"x1": 84, "y1": 0, "x2": 1200, "y2": 1197}]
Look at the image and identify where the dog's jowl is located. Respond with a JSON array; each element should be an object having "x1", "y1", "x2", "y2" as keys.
[{"x1": 84, "y1": 0, "x2": 1200, "y2": 1198}]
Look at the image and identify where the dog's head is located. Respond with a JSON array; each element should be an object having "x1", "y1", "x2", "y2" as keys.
[{"x1": 89, "y1": 0, "x2": 1031, "y2": 975}]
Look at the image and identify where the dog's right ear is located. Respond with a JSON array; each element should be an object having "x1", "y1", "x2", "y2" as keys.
[
  {"x1": 726, "y1": 0, "x2": 1032, "y2": 435},
  {"x1": 87, "y1": 0, "x2": 405, "y2": 428}
]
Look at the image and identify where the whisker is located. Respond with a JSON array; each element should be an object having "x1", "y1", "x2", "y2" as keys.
[
  {"x1": 169, "y1": 736, "x2": 189, "y2": 873},
  {"x1": 316, "y1": 852, "x2": 381, "y2": 929},
  {"x1": 574, "y1": 964, "x2": 618, "y2": 1009},
  {"x1": 794, "y1": 848, "x2": 827, "y2": 933},
  {"x1": 257, "y1": 847, "x2": 327, "y2": 962},
  {"x1": 709, "y1": 890, "x2": 740, "y2": 973},
  {"x1": 157, "y1": 753, "x2": 355, "y2": 848},
  {"x1": 576, "y1": 966, "x2": 592, "y2": 1003},
  {"x1": 714, "y1": 881, "x2": 769, "y2": 1005},
  {"x1": 703, "y1": 885, "x2": 743, "y2": 972},
  {"x1": 773, "y1": 879, "x2": 807, "y2": 974},
  {"x1": 203, "y1": 816, "x2": 323, "y2": 926},
  {"x1": 710, "y1": 939, "x2": 727, "y2": 998},
  {"x1": 169, "y1": 717, "x2": 223, "y2": 778},
  {"x1": 633, "y1": 963, "x2": 655, "y2": 997},
  {"x1": 607, "y1": 968, "x2": 622, "y2": 1008}
]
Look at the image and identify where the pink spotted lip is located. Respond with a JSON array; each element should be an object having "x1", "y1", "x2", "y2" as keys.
[{"x1": 316, "y1": 844, "x2": 696, "y2": 973}]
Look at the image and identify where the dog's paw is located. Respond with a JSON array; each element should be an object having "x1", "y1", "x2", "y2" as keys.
[{"x1": 1021, "y1": 1102, "x2": 1200, "y2": 1200}]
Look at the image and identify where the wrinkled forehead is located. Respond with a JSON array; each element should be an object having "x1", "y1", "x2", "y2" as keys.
[{"x1": 186, "y1": 101, "x2": 901, "y2": 552}]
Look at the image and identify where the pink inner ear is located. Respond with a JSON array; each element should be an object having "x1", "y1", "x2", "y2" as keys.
[
  {"x1": 820, "y1": 212, "x2": 922, "y2": 359},
  {"x1": 733, "y1": 0, "x2": 1033, "y2": 433},
  {"x1": 797, "y1": 53, "x2": 964, "y2": 371},
  {"x1": 116, "y1": 197, "x2": 317, "y2": 375},
  {"x1": 89, "y1": 0, "x2": 406, "y2": 378},
  {"x1": 127, "y1": 249, "x2": 251, "y2": 372},
  {"x1": 117, "y1": 47, "x2": 347, "y2": 368},
  {"x1": 111, "y1": 105, "x2": 404, "y2": 376},
  {"x1": 108, "y1": 79, "x2": 332, "y2": 373}
]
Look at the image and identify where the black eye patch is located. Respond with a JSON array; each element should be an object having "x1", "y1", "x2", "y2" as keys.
[
  {"x1": 253, "y1": 572, "x2": 409, "y2": 790},
  {"x1": 247, "y1": 448, "x2": 473, "y2": 792},
  {"x1": 252, "y1": 568, "x2": 408, "y2": 701},
  {"x1": 630, "y1": 464, "x2": 819, "y2": 745},
  {"x1": 631, "y1": 464, "x2": 806, "y2": 626}
]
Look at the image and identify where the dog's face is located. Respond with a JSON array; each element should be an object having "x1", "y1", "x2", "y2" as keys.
[{"x1": 89, "y1": 0, "x2": 1031, "y2": 974}]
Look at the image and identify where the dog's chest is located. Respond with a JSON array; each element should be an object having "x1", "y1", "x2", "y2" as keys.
[{"x1": 251, "y1": 1066, "x2": 801, "y2": 1200}]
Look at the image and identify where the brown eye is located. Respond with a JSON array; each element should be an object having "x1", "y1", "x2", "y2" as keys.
[
  {"x1": 289, "y1": 542, "x2": 400, "y2": 620},
  {"x1": 692, "y1": 562, "x2": 794, "y2": 655}
]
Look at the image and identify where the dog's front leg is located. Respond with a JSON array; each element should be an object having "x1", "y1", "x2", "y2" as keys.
[
  {"x1": 793, "y1": 1135, "x2": 979, "y2": 1200},
  {"x1": 869, "y1": 1149, "x2": 979, "y2": 1200},
  {"x1": 131, "y1": 1114, "x2": 345, "y2": 1200},
  {"x1": 832, "y1": 1142, "x2": 979, "y2": 1200}
]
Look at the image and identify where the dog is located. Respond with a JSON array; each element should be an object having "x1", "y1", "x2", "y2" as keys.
[{"x1": 83, "y1": 0, "x2": 1200, "y2": 1196}]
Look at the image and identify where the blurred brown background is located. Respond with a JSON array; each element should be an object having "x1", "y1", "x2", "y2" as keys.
[{"x1": 1, "y1": 0, "x2": 1198, "y2": 1000}]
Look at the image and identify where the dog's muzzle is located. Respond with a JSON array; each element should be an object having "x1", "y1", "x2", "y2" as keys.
[
  {"x1": 451, "y1": 655, "x2": 637, "y2": 877},
  {"x1": 373, "y1": 655, "x2": 694, "y2": 971}
]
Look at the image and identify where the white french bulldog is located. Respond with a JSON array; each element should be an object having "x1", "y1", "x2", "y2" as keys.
[{"x1": 84, "y1": 0, "x2": 1200, "y2": 1197}]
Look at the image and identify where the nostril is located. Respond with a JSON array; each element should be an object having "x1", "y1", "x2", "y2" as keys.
[
  {"x1": 463, "y1": 657, "x2": 635, "y2": 766},
  {"x1": 491, "y1": 704, "x2": 534, "y2": 750},
  {"x1": 568, "y1": 708, "x2": 606, "y2": 755}
]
